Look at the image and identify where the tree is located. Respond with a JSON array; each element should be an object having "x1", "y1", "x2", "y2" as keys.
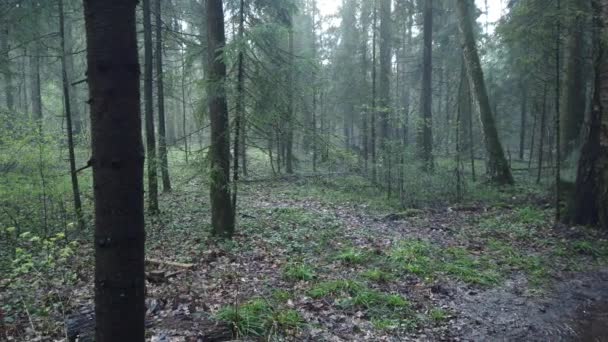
[
  {"x1": 58, "y1": 0, "x2": 84, "y2": 230},
  {"x1": 0, "y1": 14, "x2": 13, "y2": 111},
  {"x1": 378, "y1": 0, "x2": 392, "y2": 186},
  {"x1": 565, "y1": 0, "x2": 608, "y2": 229},
  {"x1": 455, "y1": 0, "x2": 514, "y2": 185},
  {"x1": 418, "y1": 0, "x2": 434, "y2": 170},
  {"x1": 143, "y1": 0, "x2": 159, "y2": 213},
  {"x1": 83, "y1": 0, "x2": 146, "y2": 340},
  {"x1": 206, "y1": 0, "x2": 235, "y2": 238},
  {"x1": 156, "y1": 0, "x2": 172, "y2": 193}
]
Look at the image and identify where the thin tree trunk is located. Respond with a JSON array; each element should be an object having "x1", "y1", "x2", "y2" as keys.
[
  {"x1": 156, "y1": 0, "x2": 171, "y2": 193},
  {"x1": 371, "y1": 0, "x2": 377, "y2": 183},
  {"x1": 59, "y1": 0, "x2": 84, "y2": 231},
  {"x1": 456, "y1": 0, "x2": 513, "y2": 185},
  {"x1": 418, "y1": 0, "x2": 434, "y2": 171},
  {"x1": 233, "y1": 0, "x2": 245, "y2": 212},
  {"x1": 519, "y1": 82, "x2": 527, "y2": 160},
  {"x1": 286, "y1": 14, "x2": 295, "y2": 174},
  {"x1": 312, "y1": 0, "x2": 318, "y2": 172},
  {"x1": 83, "y1": 0, "x2": 146, "y2": 340},
  {"x1": 554, "y1": 0, "x2": 562, "y2": 221},
  {"x1": 537, "y1": 84, "x2": 548, "y2": 184},
  {"x1": 30, "y1": 49, "x2": 42, "y2": 121},
  {"x1": 0, "y1": 20, "x2": 13, "y2": 111},
  {"x1": 143, "y1": 0, "x2": 159, "y2": 213},
  {"x1": 379, "y1": 0, "x2": 391, "y2": 189},
  {"x1": 181, "y1": 46, "x2": 189, "y2": 164},
  {"x1": 206, "y1": 0, "x2": 235, "y2": 238}
]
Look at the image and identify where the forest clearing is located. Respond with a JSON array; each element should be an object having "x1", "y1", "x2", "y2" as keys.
[{"x1": 1, "y1": 0, "x2": 608, "y2": 341}]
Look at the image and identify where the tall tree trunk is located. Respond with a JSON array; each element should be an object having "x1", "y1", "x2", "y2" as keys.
[
  {"x1": 30, "y1": 6, "x2": 42, "y2": 123},
  {"x1": 537, "y1": 84, "x2": 548, "y2": 184},
  {"x1": 286, "y1": 14, "x2": 295, "y2": 174},
  {"x1": 59, "y1": 0, "x2": 84, "y2": 231},
  {"x1": 371, "y1": 0, "x2": 377, "y2": 183},
  {"x1": 554, "y1": 0, "x2": 562, "y2": 221},
  {"x1": 560, "y1": 2, "x2": 588, "y2": 160},
  {"x1": 566, "y1": 0, "x2": 608, "y2": 229},
  {"x1": 143, "y1": 0, "x2": 159, "y2": 213},
  {"x1": 83, "y1": 0, "x2": 146, "y2": 340},
  {"x1": 360, "y1": 0, "x2": 371, "y2": 174},
  {"x1": 233, "y1": 0, "x2": 245, "y2": 212},
  {"x1": 456, "y1": 0, "x2": 513, "y2": 185},
  {"x1": 155, "y1": 0, "x2": 171, "y2": 193},
  {"x1": 312, "y1": 0, "x2": 318, "y2": 172},
  {"x1": 519, "y1": 82, "x2": 527, "y2": 160},
  {"x1": 206, "y1": 0, "x2": 235, "y2": 238},
  {"x1": 181, "y1": 45, "x2": 189, "y2": 164},
  {"x1": 63, "y1": 3, "x2": 82, "y2": 135},
  {"x1": 0, "y1": 20, "x2": 13, "y2": 111},
  {"x1": 418, "y1": 0, "x2": 434, "y2": 171},
  {"x1": 379, "y1": 0, "x2": 391, "y2": 186}
]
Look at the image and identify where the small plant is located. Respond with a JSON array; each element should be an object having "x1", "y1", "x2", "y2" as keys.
[
  {"x1": 429, "y1": 308, "x2": 449, "y2": 323},
  {"x1": 273, "y1": 309, "x2": 305, "y2": 330},
  {"x1": 283, "y1": 263, "x2": 315, "y2": 281},
  {"x1": 216, "y1": 299, "x2": 304, "y2": 338},
  {"x1": 336, "y1": 247, "x2": 368, "y2": 264},
  {"x1": 389, "y1": 240, "x2": 436, "y2": 277},
  {"x1": 216, "y1": 299, "x2": 272, "y2": 336},
  {"x1": 271, "y1": 289, "x2": 293, "y2": 303}
]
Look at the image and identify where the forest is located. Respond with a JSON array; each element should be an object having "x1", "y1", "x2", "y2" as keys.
[{"x1": 0, "y1": 0, "x2": 607, "y2": 340}]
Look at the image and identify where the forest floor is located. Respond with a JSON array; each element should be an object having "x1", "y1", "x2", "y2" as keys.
[
  {"x1": 140, "y1": 174, "x2": 608, "y2": 341},
  {"x1": 4, "y1": 172, "x2": 608, "y2": 341}
]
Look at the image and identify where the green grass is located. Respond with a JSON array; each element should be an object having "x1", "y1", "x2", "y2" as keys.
[
  {"x1": 336, "y1": 247, "x2": 369, "y2": 265},
  {"x1": 283, "y1": 262, "x2": 316, "y2": 281},
  {"x1": 308, "y1": 279, "x2": 364, "y2": 298},
  {"x1": 361, "y1": 268, "x2": 395, "y2": 282},
  {"x1": 340, "y1": 289, "x2": 409, "y2": 310},
  {"x1": 215, "y1": 298, "x2": 305, "y2": 337}
]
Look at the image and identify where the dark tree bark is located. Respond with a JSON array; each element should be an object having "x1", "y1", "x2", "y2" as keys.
[
  {"x1": 418, "y1": 0, "x2": 434, "y2": 171},
  {"x1": 206, "y1": 0, "x2": 235, "y2": 238},
  {"x1": 143, "y1": 0, "x2": 159, "y2": 213},
  {"x1": 518, "y1": 82, "x2": 527, "y2": 160},
  {"x1": 58, "y1": 0, "x2": 84, "y2": 230},
  {"x1": 233, "y1": 0, "x2": 245, "y2": 212},
  {"x1": 155, "y1": 0, "x2": 171, "y2": 193},
  {"x1": 456, "y1": 0, "x2": 514, "y2": 185},
  {"x1": 83, "y1": 0, "x2": 146, "y2": 340},
  {"x1": 566, "y1": 0, "x2": 608, "y2": 229},
  {"x1": 537, "y1": 84, "x2": 548, "y2": 184},
  {"x1": 560, "y1": 1, "x2": 588, "y2": 160}
]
